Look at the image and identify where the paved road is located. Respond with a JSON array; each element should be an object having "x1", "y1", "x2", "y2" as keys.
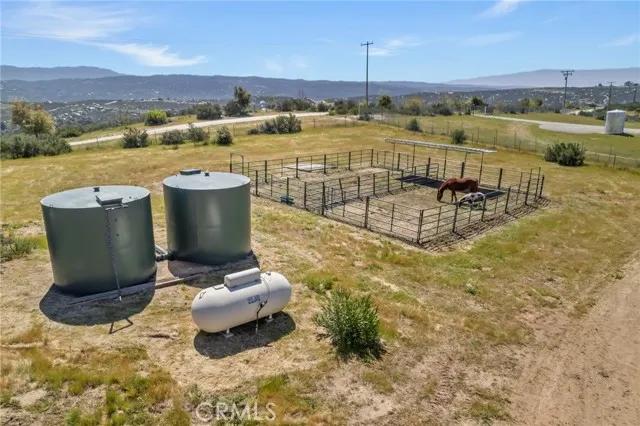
[
  {"x1": 69, "y1": 112, "x2": 329, "y2": 147},
  {"x1": 478, "y1": 114, "x2": 640, "y2": 135}
]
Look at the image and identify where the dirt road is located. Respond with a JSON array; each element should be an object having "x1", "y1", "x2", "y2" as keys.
[
  {"x1": 512, "y1": 257, "x2": 640, "y2": 425},
  {"x1": 479, "y1": 115, "x2": 640, "y2": 135},
  {"x1": 69, "y1": 112, "x2": 328, "y2": 147}
]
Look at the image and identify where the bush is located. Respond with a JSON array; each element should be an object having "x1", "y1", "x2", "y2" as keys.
[
  {"x1": 144, "y1": 109, "x2": 168, "y2": 126},
  {"x1": 214, "y1": 126, "x2": 233, "y2": 145},
  {"x1": 1, "y1": 229, "x2": 39, "y2": 262},
  {"x1": 57, "y1": 126, "x2": 83, "y2": 138},
  {"x1": 544, "y1": 142, "x2": 585, "y2": 166},
  {"x1": 314, "y1": 290, "x2": 382, "y2": 359},
  {"x1": 249, "y1": 114, "x2": 302, "y2": 135},
  {"x1": 451, "y1": 129, "x2": 467, "y2": 145},
  {"x1": 0, "y1": 134, "x2": 71, "y2": 159},
  {"x1": 160, "y1": 130, "x2": 185, "y2": 145},
  {"x1": 405, "y1": 118, "x2": 421, "y2": 132},
  {"x1": 194, "y1": 103, "x2": 222, "y2": 120},
  {"x1": 186, "y1": 124, "x2": 207, "y2": 142},
  {"x1": 121, "y1": 127, "x2": 150, "y2": 148}
]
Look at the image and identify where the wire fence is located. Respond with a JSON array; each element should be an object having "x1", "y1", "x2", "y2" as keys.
[
  {"x1": 376, "y1": 114, "x2": 640, "y2": 169},
  {"x1": 231, "y1": 148, "x2": 545, "y2": 246}
]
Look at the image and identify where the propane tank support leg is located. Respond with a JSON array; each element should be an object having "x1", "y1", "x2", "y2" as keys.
[
  {"x1": 224, "y1": 329, "x2": 233, "y2": 338},
  {"x1": 266, "y1": 314, "x2": 273, "y2": 323}
]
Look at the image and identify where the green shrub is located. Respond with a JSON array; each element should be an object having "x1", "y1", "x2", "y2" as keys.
[
  {"x1": 144, "y1": 109, "x2": 168, "y2": 126},
  {"x1": 194, "y1": 103, "x2": 222, "y2": 120},
  {"x1": 451, "y1": 129, "x2": 467, "y2": 145},
  {"x1": 186, "y1": 124, "x2": 207, "y2": 142},
  {"x1": 57, "y1": 126, "x2": 83, "y2": 138},
  {"x1": 314, "y1": 290, "x2": 382, "y2": 359},
  {"x1": 214, "y1": 126, "x2": 233, "y2": 145},
  {"x1": 160, "y1": 130, "x2": 185, "y2": 145},
  {"x1": 1, "y1": 230, "x2": 39, "y2": 262},
  {"x1": 303, "y1": 272, "x2": 335, "y2": 294},
  {"x1": 0, "y1": 134, "x2": 71, "y2": 159},
  {"x1": 249, "y1": 114, "x2": 302, "y2": 135},
  {"x1": 544, "y1": 142, "x2": 585, "y2": 166},
  {"x1": 405, "y1": 118, "x2": 421, "y2": 132},
  {"x1": 121, "y1": 127, "x2": 149, "y2": 149}
]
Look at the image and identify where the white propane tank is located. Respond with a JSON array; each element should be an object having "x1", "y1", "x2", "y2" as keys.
[
  {"x1": 605, "y1": 110, "x2": 625, "y2": 134},
  {"x1": 191, "y1": 268, "x2": 292, "y2": 334}
]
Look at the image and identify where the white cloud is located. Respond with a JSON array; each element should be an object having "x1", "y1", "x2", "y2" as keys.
[
  {"x1": 462, "y1": 32, "x2": 521, "y2": 46},
  {"x1": 5, "y1": 1, "x2": 206, "y2": 67},
  {"x1": 263, "y1": 56, "x2": 309, "y2": 76},
  {"x1": 366, "y1": 37, "x2": 422, "y2": 57},
  {"x1": 98, "y1": 43, "x2": 206, "y2": 67},
  {"x1": 478, "y1": 0, "x2": 527, "y2": 19},
  {"x1": 603, "y1": 33, "x2": 640, "y2": 47}
]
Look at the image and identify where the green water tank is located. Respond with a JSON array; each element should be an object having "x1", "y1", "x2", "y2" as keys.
[
  {"x1": 163, "y1": 170, "x2": 251, "y2": 265},
  {"x1": 41, "y1": 185, "x2": 156, "y2": 296}
]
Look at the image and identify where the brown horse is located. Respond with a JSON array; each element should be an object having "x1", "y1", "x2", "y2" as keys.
[{"x1": 437, "y1": 177, "x2": 479, "y2": 203}]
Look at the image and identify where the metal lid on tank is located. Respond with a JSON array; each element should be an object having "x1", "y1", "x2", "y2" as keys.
[
  {"x1": 41, "y1": 185, "x2": 149, "y2": 209},
  {"x1": 163, "y1": 170, "x2": 250, "y2": 190}
]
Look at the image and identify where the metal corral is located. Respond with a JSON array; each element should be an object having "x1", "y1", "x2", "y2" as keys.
[
  {"x1": 163, "y1": 169, "x2": 251, "y2": 265},
  {"x1": 41, "y1": 185, "x2": 156, "y2": 295}
]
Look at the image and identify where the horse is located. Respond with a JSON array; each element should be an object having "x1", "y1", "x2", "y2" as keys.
[{"x1": 437, "y1": 177, "x2": 479, "y2": 203}]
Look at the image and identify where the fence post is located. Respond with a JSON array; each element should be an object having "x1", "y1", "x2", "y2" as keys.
[
  {"x1": 460, "y1": 161, "x2": 466, "y2": 178},
  {"x1": 295, "y1": 157, "x2": 299, "y2": 179},
  {"x1": 387, "y1": 170, "x2": 391, "y2": 192},
  {"x1": 364, "y1": 196, "x2": 370, "y2": 229},
  {"x1": 303, "y1": 182, "x2": 307, "y2": 209},
  {"x1": 497, "y1": 168, "x2": 503, "y2": 190},
  {"x1": 481, "y1": 196, "x2": 487, "y2": 221},
  {"x1": 435, "y1": 206, "x2": 442, "y2": 235},
  {"x1": 524, "y1": 179, "x2": 531, "y2": 206},
  {"x1": 534, "y1": 168, "x2": 541, "y2": 200},
  {"x1": 323, "y1": 154, "x2": 327, "y2": 174},
  {"x1": 348, "y1": 151, "x2": 352, "y2": 171},
  {"x1": 390, "y1": 204, "x2": 395, "y2": 231},
  {"x1": 416, "y1": 210, "x2": 424, "y2": 243},
  {"x1": 396, "y1": 152, "x2": 401, "y2": 170},
  {"x1": 370, "y1": 148, "x2": 374, "y2": 167},
  {"x1": 538, "y1": 176, "x2": 545, "y2": 198},
  {"x1": 255, "y1": 170, "x2": 259, "y2": 196},
  {"x1": 321, "y1": 182, "x2": 326, "y2": 215},
  {"x1": 357, "y1": 176, "x2": 361, "y2": 199},
  {"x1": 373, "y1": 174, "x2": 377, "y2": 196},
  {"x1": 516, "y1": 172, "x2": 523, "y2": 205},
  {"x1": 264, "y1": 160, "x2": 268, "y2": 183},
  {"x1": 401, "y1": 170, "x2": 405, "y2": 190},
  {"x1": 286, "y1": 177, "x2": 290, "y2": 200},
  {"x1": 443, "y1": 157, "x2": 447, "y2": 179},
  {"x1": 505, "y1": 187, "x2": 511, "y2": 213},
  {"x1": 452, "y1": 204, "x2": 459, "y2": 233},
  {"x1": 427, "y1": 157, "x2": 431, "y2": 178}
]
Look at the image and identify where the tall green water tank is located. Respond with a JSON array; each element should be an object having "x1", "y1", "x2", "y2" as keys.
[
  {"x1": 41, "y1": 185, "x2": 156, "y2": 296},
  {"x1": 163, "y1": 169, "x2": 251, "y2": 265}
]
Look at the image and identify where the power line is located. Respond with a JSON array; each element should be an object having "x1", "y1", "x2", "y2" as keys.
[
  {"x1": 606, "y1": 81, "x2": 615, "y2": 110},
  {"x1": 361, "y1": 41, "x2": 373, "y2": 115},
  {"x1": 560, "y1": 70, "x2": 574, "y2": 109}
]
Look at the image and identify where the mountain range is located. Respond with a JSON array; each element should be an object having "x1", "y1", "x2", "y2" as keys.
[
  {"x1": 449, "y1": 68, "x2": 640, "y2": 88},
  {"x1": 1, "y1": 66, "x2": 638, "y2": 102}
]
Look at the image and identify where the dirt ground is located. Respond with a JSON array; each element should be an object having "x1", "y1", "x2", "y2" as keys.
[{"x1": 511, "y1": 256, "x2": 640, "y2": 425}]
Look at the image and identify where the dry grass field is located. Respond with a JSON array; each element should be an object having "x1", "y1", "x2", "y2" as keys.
[{"x1": 1, "y1": 120, "x2": 640, "y2": 424}]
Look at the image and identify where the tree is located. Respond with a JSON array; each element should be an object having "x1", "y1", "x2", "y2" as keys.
[
  {"x1": 10, "y1": 101, "x2": 55, "y2": 136},
  {"x1": 145, "y1": 109, "x2": 168, "y2": 125},
  {"x1": 378, "y1": 95, "x2": 392, "y2": 119},
  {"x1": 194, "y1": 103, "x2": 222, "y2": 120},
  {"x1": 519, "y1": 98, "x2": 531, "y2": 113},
  {"x1": 401, "y1": 97, "x2": 424, "y2": 116}
]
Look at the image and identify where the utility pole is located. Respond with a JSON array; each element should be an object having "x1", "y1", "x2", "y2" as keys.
[
  {"x1": 633, "y1": 83, "x2": 638, "y2": 104},
  {"x1": 361, "y1": 41, "x2": 373, "y2": 115},
  {"x1": 606, "y1": 81, "x2": 615, "y2": 110},
  {"x1": 560, "y1": 70, "x2": 574, "y2": 110}
]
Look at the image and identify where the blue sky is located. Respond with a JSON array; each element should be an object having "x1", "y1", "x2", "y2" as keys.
[{"x1": 1, "y1": 1, "x2": 639, "y2": 82}]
